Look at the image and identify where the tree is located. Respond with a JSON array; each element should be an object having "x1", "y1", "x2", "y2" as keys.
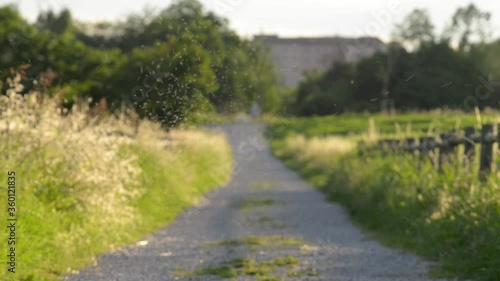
[
  {"x1": 477, "y1": 40, "x2": 500, "y2": 79},
  {"x1": 393, "y1": 9, "x2": 435, "y2": 49},
  {"x1": 391, "y1": 42, "x2": 479, "y2": 109},
  {"x1": 108, "y1": 35, "x2": 218, "y2": 127},
  {"x1": 246, "y1": 42, "x2": 280, "y2": 113},
  {"x1": 0, "y1": 6, "x2": 36, "y2": 72},
  {"x1": 353, "y1": 53, "x2": 385, "y2": 111},
  {"x1": 87, "y1": 0, "x2": 281, "y2": 115},
  {"x1": 163, "y1": 0, "x2": 204, "y2": 21},
  {"x1": 1, "y1": 0, "x2": 282, "y2": 123},
  {"x1": 36, "y1": 9, "x2": 73, "y2": 34},
  {"x1": 445, "y1": 4, "x2": 491, "y2": 52},
  {"x1": 294, "y1": 63, "x2": 355, "y2": 116},
  {"x1": 372, "y1": 42, "x2": 406, "y2": 113}
]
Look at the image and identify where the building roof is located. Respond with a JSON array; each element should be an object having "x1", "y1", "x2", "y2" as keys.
[{"x1": 253, "y1": 35, "x2": 385, "y2": 48}]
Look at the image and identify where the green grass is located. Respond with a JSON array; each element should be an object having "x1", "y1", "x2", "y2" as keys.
[
  {"x1": 205, "y1": 235, "x2": 307, "y2": 250},
  {"x1": 172, "y1": 267, "x2": 193, "y2": 278},
  {"x1": 234, "y1": 198, "x2": 277, "y2": 210},
  {"x1": 194, "y1": 256, "x2": 299, "y2": 279},
  {"x1": 187, "y1": 111, "x2": 241, "y2": 125},
  {"x1": 0, "y1": 131, "x2": 232, "y2": 281},
  {"x1": 249, "y1": 181, "x2": 279, "y2": 189},
  {"x1": 255, "y1": 216, "x2": 287, "y2": 229},
  {"x1": 287, "y1": 267, "x2": 319, "y2": 277},
  {"x1": 267, "y1": 111, "x2": 497, "y2": 139},
  {"x1": 268, "y1": 116, "x2": 500, "y2": 281}
]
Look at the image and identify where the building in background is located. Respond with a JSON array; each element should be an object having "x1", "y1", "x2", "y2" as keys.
[{"x1": 254, "y1": 35, "x2": 386, "y2": 87}]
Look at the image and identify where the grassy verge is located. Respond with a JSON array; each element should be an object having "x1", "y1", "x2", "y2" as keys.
[
  {"x1": 268, "y1": 126, "x2": 499, "y2": 281},
  {"x1": 0, "y1": 92, "x2": 232, "y2": 280}
]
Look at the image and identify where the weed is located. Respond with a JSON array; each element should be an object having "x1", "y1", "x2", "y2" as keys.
[
  {"x1": 249, "y1": 181, "x2": 279, "y2": 189},
  {"x1": 195, "y1": 256, "x2": 299, "y2": 279},
  {"x1": 257, "y1": 216, "x2": 287, "y2": 228},
  {"x1": 234, "y1": 198, "x2": 277, "y2": 210},
  {"x1": 206, "y1": 236, "x2": 307, "y2": 250}
]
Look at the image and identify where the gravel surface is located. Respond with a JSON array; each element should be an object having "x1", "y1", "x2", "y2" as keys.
[{"x1": 66, "y1": 123, "x2": 447, "y2": 281}]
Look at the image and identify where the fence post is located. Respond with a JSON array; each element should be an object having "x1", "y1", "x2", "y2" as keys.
[
  {"x1": 378, "y1": 140, "x2": 386, "y2": 156},
  {"x1": 497, "y1": 124, "x2": 500, "y2": 172},
  {"x1": 438, "y1": 133, "x2": 451, "y2": 173},
  {"x1": 378, "y1": 140, "x2": 385, "y2": 150},
  {"x1": 418, "y1": 137, "x2": 426, "y2": 163},
  {"x1": 417, "y1": 137, "x2": 429, "y2": 168},
  {"x1": 479, "y1": 124, "x2": 494, "y2": 182},
  {"x1": 384, "y1": 139, "x2": 391, "y2": 152},
  {"x1": 449, "y1": 129, "x2": 461, "y2": 173},
  {"x1": 421, "y1": 137, "x2": 437, "y2": 168},
  {"x1": 405, "y1": 138, "x2": 415, "y2": 148},
  {"x1": 463, "y1": 127, "x2": 475, "y2": 172},
  {"x1": 387, "y1": 139, "x2": 398, "y2": 153}
]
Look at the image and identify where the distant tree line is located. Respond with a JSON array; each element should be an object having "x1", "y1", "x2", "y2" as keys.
[
  {"x1": 292, "y1": 4, "x2": 500, "y2": 116},
  {"x1": 0, "y1": 0, "x2": 280, "y2": 126}
]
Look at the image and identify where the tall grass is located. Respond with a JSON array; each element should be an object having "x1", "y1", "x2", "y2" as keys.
[
  {"x1": 270, "y1": 129, "x2": 499, "y2": 281},
  {"x1": 0, "y1": 75, "x2": 232, "y2": 280}
]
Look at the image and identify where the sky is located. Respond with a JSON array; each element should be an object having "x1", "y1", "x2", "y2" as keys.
[{"x1": 3, "y1": 0, "x2": 500, "y2": 41}]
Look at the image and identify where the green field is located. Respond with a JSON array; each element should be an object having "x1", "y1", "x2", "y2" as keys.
[
  {"x1": 267, "y1": 111, "x2": 500, "y2": 140},
  {"x1": 268, "y1": 113, "x2": 500, "y2": 281}
]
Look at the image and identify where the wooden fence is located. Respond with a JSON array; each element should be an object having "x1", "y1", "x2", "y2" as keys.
[{"x1": 359, "y1": 124, "x2": 499, "y2": 182}]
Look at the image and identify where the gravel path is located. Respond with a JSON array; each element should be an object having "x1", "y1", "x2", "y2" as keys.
[{"x1": 66, "y1": 123, "x2": 446, "y2": 281}]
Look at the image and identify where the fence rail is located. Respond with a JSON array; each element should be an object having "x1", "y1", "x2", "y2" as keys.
[{"x1": 359, "y1": 124, "x2": 499, "y2": 182}]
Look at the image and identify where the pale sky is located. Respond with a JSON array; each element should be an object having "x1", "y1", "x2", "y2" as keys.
[{"x1": 4, "y1": 0, "x2": 500, "y2": 41}]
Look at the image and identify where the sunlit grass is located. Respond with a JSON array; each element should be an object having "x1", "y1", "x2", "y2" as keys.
[
  {"x1": 0, "y1": 78, "x2": 232, "y2": 280},
  {"x1": 269, "y1": 119, "x2": 500, "y2": 281}
]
